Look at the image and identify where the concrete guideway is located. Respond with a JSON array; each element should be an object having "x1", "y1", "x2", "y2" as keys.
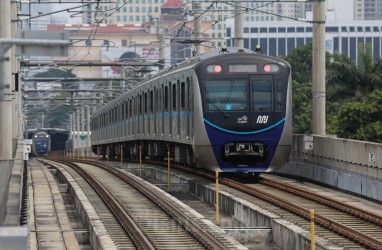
[{"x1": 28, "y1": 159, "x2": 81, "y2": 250}]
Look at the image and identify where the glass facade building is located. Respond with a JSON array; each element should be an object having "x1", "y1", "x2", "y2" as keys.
[{"x1": 225, "y1": 20, "x2": 382, "y2": 62}]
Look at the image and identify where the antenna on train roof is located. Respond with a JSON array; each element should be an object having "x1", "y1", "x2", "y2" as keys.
[
  {"x1": 254, "y1": 44, "x2": 261, "y2": 53},
  {"x1": 219, "y1": 46, "x2": 228, "y2": 54}
]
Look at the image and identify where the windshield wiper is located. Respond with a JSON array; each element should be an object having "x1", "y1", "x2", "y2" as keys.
[{"x1": 212, "y1": 103, "x2": 230, "y2": 119}]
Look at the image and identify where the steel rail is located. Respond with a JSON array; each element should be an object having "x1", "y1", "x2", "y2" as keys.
[
  {"x1": 166, "y1": 164, "x2": 382, "y2": 249},
  {"x1": 56, "y1": 160, "x2": 156, "y2": 250},
  {"x1": 76, "y1": 159, "x2": 230, "y2": 250},
  {"x1": 260, "y1": 177, "x2": 382, "y2": 226},
  {"x1": 219, "y1": 177, "x2": 382, "y2": 250}
]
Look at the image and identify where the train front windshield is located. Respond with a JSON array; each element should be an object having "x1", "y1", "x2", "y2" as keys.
[
  {"x1": 205, "y1": 80, "x2": 248, "y2": 111},
  {"x1": 205, "y1": 79, "x2": 282, "y2": 113},
  {"x1": 34, "y1": 137, "x2": 49, "y2": 147}
]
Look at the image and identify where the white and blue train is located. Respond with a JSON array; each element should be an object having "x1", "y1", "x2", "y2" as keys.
[{"x1": 91, "y1": 48, "x2": 292, "y2": 173}]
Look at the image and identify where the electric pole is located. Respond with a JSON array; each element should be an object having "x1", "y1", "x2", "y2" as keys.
[
  {"x1": 0, "y1": 0, "x2": 13, "y2": 160},
  {"x1": 312, "y1": 0, "x2": 326, "y2": 135}
]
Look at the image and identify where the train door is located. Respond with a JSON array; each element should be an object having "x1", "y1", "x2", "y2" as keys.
[{"x1": 250, "y1": 75, "x2": 275, "y2": 135}]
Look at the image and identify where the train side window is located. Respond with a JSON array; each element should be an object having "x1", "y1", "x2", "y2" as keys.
[
  {"x1": 125, "y1": 101, "x2": 129, "y2": 119},
  {"x1": 181, "y1": 81, "x2": 185, "y2": 110},
  {"x1": 172, "y1": 84, "x2": 176, "y2": 110},
  {"x1": 139, "y1": 95, "x2": 143, "y2": 114},
  {"x1": 275, "y1": 80, "x2": 283, "y2": 111},
  {"x1": 129, "y1": 99, "x2": 132, "y2": 117},
  {"x1": 150, "y1": 90, "x2": 154, "y2": 112},
  {"x1": 164, "y1": 86, "x2": 169, "y2": 111},
  {"x1": 145, "y1": 92, "x2": 148, "y2": 114},
  {"x1": 252, "y1": 79, "x2": 272, "y2": 111}
]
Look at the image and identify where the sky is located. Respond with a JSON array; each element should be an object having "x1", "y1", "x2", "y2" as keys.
[{"x1": 329, "y1": 0, "x2": 354, "y2": 20}]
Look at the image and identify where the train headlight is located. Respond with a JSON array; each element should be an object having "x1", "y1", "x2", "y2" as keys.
[
  {"x1": 263, "y1": 64, "x2": 280, "y2": 73},
  {"x1": 207, "y1": 64, "x2": 222, "y2": 73}
]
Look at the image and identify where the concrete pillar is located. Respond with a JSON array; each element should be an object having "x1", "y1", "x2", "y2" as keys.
[
  {"x1": 234, "y1": 1, "x2": 244, "y2": 48},
  {"x1": 81, "y1": 106, "x2": 85, "y2": 157},
  {"x1": 77, "y1": 109, "x2": 80, "y2": 158},
  {"x1": 86, "y1": 105, "x2": 91, "y2": 157},
  {"x1": 193, "y1": 2, "x2": 202, "y2": 56},
  {"x1": 312, "y1": 0, "x2": 326, "y2": 135},
  {"x1": 0, "y1": 0, "x2": 13, "y2": 160}
]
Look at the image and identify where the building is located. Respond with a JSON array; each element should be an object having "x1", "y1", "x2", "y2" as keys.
[
  {"x1": 225, "y1": 19, "x2": 382, "y2": 63},
  {"x1": 354, "y1": 0, "x2": 382, "y2": 20},
  {"x1": 47, "y1": 22, "x2": 211, "y2": 78}
]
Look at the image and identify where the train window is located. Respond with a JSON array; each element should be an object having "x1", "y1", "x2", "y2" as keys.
[
  {"x1": 129, "y1": 99, "x2": 132, "y2": 117},
  {"x1": 150, "y1": 90, "x2": 154, "y2": 112},
  {"x1": 125, "y1": 102, "x2": 128, "y2": 118},
  {"x1": 205, "y1": 80, "x2": 247, "y2": 111},
  {"x1": 145, "y1": 92, "x2": 148, "y2": 114},
  {"x1": 172, "y1": 84, "x2": 176, "y2": 110},
  {"x1": 252, "y1": 80, "x2": 272, "y2": 111},
  {"x1": 164, "y1": 86, "x2": 169, "y2": 111},
  {"x1": 139, "y1": 95, "x2": 142, "y2": 114},
  {"x1": 276, "y1": 80, "x2": 283, "y2": 111},
  {"x1": 181, "y1": 82, "x2": 185, "y2": 110}
]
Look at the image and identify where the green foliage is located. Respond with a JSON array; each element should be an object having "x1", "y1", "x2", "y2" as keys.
[
  {"x1": 286, "y1": 42, "x2": 382, "y2": 142},
  {"x1": 28, "y1": 69, "x2": 78, "y2": 129},
  {"x1": 291, "y1": 80, "x2": 312, "y2": 134},
  {"x1": 34, "y1": 68, "x2": 76, "y2": 78},
  {"x1": 332, "y1": 90, "x2": 382, "y2": 142},
  {"x1": 34, "y1": 69, "x2": 79, "y2": 89}
]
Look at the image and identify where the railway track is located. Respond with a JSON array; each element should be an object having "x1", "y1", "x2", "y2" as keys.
[
  {"x1": 169, "y1": 164, "x2": 382, "y2": 249},
  {"x1": 48, "y1": 158, "x2": 241, "y2": 250}
]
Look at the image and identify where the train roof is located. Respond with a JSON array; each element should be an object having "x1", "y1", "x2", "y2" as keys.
[{"x1": 92, "y1": 47, "x2": 289, "y2": 116}]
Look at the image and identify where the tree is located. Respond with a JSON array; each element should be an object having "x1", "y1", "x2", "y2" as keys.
[
  {"x1": 332, "y1": 89, "x2": 382, "y2": 142},
  {"x1": 33, "y1": 68, "x2": 78, "y2": 89},
  {"x1": 27, "y1": 69, "x2": 78, "y2": 129},
  {"x1": 282, "y1": 43, "x2": 331, "y2": 134},
  {"x1": 326, "y1": 44, "x2": 382, "y2": 142},
  {"x1": 327, "y1": 44, "x2": 382, "y2": 101}
]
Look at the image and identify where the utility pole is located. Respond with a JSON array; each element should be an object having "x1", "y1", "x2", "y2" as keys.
[
  {"x1": 234, "y1": 1, "x2": 244, "y2": 48},
  {"x1": 81, "y1": 106, "x2": 85, "y2": 158},
  {"x1": 312, "y1": 0, "x2": 326, "y2": 135},
  {"x1": 86, "y1": 105, "x2": 91, "y2": 157},
  {"x1": 193, "y1": 2, "x2": 202, "y2": 56},
  {"x1": 0, "y1": 0, "x2": 13, "y2": 159},
  {"x1": 77, "y1": 109, "x2": 80, "y2": 158}
]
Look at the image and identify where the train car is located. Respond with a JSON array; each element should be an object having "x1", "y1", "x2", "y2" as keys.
[
  {"x1": 32, "y1": 131, "x2": 51, "y2": 156},
  {"x1": 91, "y1": 48, "x2": 292, "y2": 173}
]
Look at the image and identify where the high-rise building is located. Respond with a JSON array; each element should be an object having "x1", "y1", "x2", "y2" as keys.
[{"x1": 354, "y1": 0, "x2": 382, "y2": 20}]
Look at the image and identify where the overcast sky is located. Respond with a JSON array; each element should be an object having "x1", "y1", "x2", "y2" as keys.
[{"x1": 329, "y1": 0, "x2": 354, "y2": 20}]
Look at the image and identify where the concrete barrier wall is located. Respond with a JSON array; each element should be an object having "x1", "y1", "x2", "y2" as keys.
[
  {"x1": 277, "y1": 135, "x2": 382, "y2": 202},
  {"x1": 0, "y1": 160, "x2": 14, "y2": 225},
  {"x1": 291, "y1": 135, "x2": 381, "y2": 170}
]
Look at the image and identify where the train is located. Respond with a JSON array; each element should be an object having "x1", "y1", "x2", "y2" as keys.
[
  {"x1": 32, "y1": 131, "x2": 51, "y2": 156},
  {"x1": 91, "y1": 47, "x2": 292, "y2": 173}
]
